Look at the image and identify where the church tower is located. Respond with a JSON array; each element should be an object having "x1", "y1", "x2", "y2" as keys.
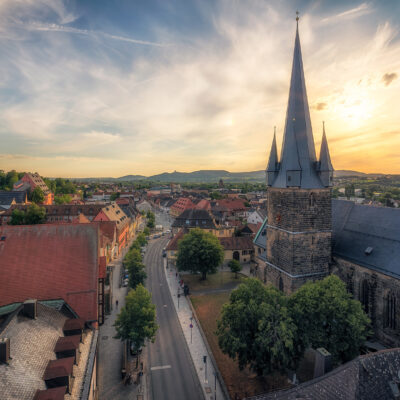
[{"x1": 265, "y1": 15, "x2": 334, "y2": 294}]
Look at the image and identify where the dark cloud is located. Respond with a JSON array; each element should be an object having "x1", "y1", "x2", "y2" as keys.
[
  {"x1": 315, "y1": 102, "x2": 327, "y2": 111},
  {"x1": 382, "y1": 72, "x2": 398, "y2": 86}
]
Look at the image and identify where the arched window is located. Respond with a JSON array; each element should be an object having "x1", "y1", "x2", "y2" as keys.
[
  {"x1": 346, "y1": 275, "x2": 354, "y2": 296},
  {"x1": 361, "y1": 280, "x2": 369, "y2": 314},
  {"x1": 385, "y1": 292, "x2": 397, "y2": 330},
  {"x1": 279, "y1": 277, "x2": 284, "y2": 292}
]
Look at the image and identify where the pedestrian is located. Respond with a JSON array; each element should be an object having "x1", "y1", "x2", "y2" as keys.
[
  {"x1": 116, "y1": 299, "x2": 119, "y2": 308},
  {"x1": 175, "y1": 272, "x2": 177, "y2": 277}
]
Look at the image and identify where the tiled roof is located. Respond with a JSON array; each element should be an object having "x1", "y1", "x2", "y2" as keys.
[
  {"x1": 54, "y1": 335, "x2": 81, "y2": 352},
  {"x1": 95, "y1": 202, "x2": 129, "y2": 230},
  {"x1": 0, "y1": 191, "x2": 27, "y2": 206},
  {"x1": 195, "y1": 199, "x2": 211, "y2": 210},
  {"x1": 247, "y1": 348, "x2": 400, "y2": 400},
  {"x1": 0, "y1": 224, "x2": 99, "y2": 322},
  {"x1": 166, "y1": 230, "x2": 185, "y2": 251},
  {"x1": 170, "y1": 197, "x2": 195, "y2": 213},
  {"x1": 33, "y1": 386, "x2": 67, "y2": 400},
  {"x1": 214, "y1": 199, "x2": 247, "y2": 211},
  {"x1": 43, "y1": 357, "x2": 74, "y2": 380},
  {"x1": 332, "y1": 199, "x2": 400, "y2": 278},
  {"x1": 245, "y1": 223, "x2": 262, "y2": 234},
  {"x1": 219, "y1": 236, "x2": 254, "y2": 251},
  {"x1": 63, "y1": 318, "x2": 85, "y2": 331},
  {"x1": 172, "y1": 209, "x2": 216, "y2": 229}
]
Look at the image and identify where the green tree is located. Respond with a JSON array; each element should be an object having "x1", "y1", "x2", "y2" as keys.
[
  {"x1": 114, "y1": 284, "x2": 158, "y2": 350},
  {"x1": 25, "y1": 204, "x2": 46, "y2": 224},
  {"x1": 9, "y1": 204, "x2": 46, "y2": 225},
  {"x1": 54, "y1": 194, "x2": 72, "y2": 205},
  {"x1": 124, "y1": 248, "x2": 147, "y2": 288},
  {"x1": 110, "y1": 192, "x2": 120, "y2": 201},
  {"x1": 228, "y1": 259, "x2": 242, "y2": 278},
  {"x1": 30, "y1": 186, "x2": 45, "y2": 204},
  {"x1": 176, "y1": 228, "x2": 224, "y2": 280},
  {"x1": 136, "y1": 232, "x2": 147, "y2": 247},
  {"x1": 216, "y1": 279, "x2": 297, "y2": 375},
  {"x1": 289, "y1": 275, "x2": 371, "y2": 363},
  {"x1": 143, "y1": 227, "x2": 150, "y2": 236},
  {"x1": 6, "y1": 170, "x2": 19, "y2": 190},
  {"x1": 9, "y1": 209, "x2": 26, "y2": 225},
  {"x1": 344, "y1": 184, "x2": 355, "y2": 199}
]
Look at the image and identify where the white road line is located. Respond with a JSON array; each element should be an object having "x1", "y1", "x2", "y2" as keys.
[{"x1": 150, "y1": 365, "x2": 172, "y2": 371}]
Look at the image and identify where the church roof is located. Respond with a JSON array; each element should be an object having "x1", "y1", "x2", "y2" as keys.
[
  {"x1": 332, "y1": 199, "x2": 400, "y2": 278},
  {"x1": 268, "y1": 21, "x2": 328, "y2": 189},
  {"x1": 318, "y1": 122, "x2": 333, "y2": 172}
]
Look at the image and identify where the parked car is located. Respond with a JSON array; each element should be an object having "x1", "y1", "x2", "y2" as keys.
[
  {"x1": 123, "y1": 279, "x2": 129, "y2": 287},
  {"x1": 162, "y1": 248, "x2": 166, "y2": 257},
  {"x1": 129, "y1": 341, "x2": 142, "y2": 356}
]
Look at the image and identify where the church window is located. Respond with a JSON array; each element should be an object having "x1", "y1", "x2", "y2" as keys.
[
  {"x1": 361, "y1": 280, "x2": 369, "y2": 314},
  {"x1": 279, "y1": 277, "x2": 284, "y2": 292},
  {"x1": 346, "y1": 275, "x2": 354, "y2": 295},
  {"x1": 385, "y1": 292, "x2": 397, "y2": 330},
  {"x1": 309, "y1": 193, "x2": 315, "y2": 207}
]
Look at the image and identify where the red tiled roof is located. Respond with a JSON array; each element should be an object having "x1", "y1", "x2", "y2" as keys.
[
  {"x1": 166, "y1": 230, "x2": 185, "y2": 251},
  {"x1": 195, "y1": 199, "x2": 211, "y2": 211},
  {"x1": 33, "y1": 387, "x2": 67, "y2": 400},
  {"x1": 219, "y1": 236, "x2": 254, "y2": 250},
  {"x1": 43, "y1": 357, "x2": 74, "y2": 380},
  {"x1": 99, "y1": 256, "x2": 107, "y2": 279},
  {"x1": 0, "y1": 224, "x2": 99, "y2": 322},
  {"x1": 63, "y1": 318, "x2": 85, "y2": 331},
  {"x1": 216, "y1": 199, "x2": 246, "y2": 211},
  {"x1": 246, "y1": 222, "x2": 262, "y2": 234},
  {"x1": 170, "y1": 198, "x2": 195, "y2": 213},
  {"x1": 116, "y1": 198, "x2": 129, "y2": 205},
  {"x1": 54, "y1": 335, "x2": 80, "y2": 352}
]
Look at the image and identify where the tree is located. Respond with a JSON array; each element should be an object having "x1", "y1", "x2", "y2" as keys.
[
  {"x1": 228, "y1": 259, "x2": 242, "y2": 278},
  {"x1": 54, "y1": 194, "x2": 72, "y2": 205},
  {"x1": 30, "y1": 186, "x2": 45, "y2": 204},
  {"x1": 114, "y1": 284, "x2": 157, "y2": 350},
  {"x1": 124, "y1": 248, "x2": 146, "y2": 288},
  {"x1": 110, "y1": 192, "x2": 120, "y2": 201},
  {"x1": 136, "y1": 232, "x2": 147, "y2": 247},
  {"x1": 176, "y1": 228, "x2": 224, "y2": 280},
  {"x1": 216, "y1": 279, "x2": 298, "y2": 375},
  {"x1": 143, "y1": 227, "x2": 150, "y2": 236},
  {"x1": 289, "y1": 275, "x2": 371, "y2": 363},
  {"x1": 9, "y1": 209, "x2": 25, "y2": 225},
  {"x1": 9, "y1": 204, "x2": 46, "y2": 225},
  {"x1": 344, "y1": 184, "x2": 355, "y2": 199}
]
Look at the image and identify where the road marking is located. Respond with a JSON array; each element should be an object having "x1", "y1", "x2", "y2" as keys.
[
  {"x1": 163, "y1": 304, "x2": 167, "y2": 307},
  {"x1": 151, "y1": 365, "x2": 172, "y2": 371}
]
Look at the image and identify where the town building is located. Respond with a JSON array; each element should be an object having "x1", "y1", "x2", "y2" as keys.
[
  {"x1": 247, "y1": 209, "x2": 267, "y2": 225},
  {"x1": 0, "y1": 301, "x2": 98, "y2": 400},
  {"x1": 169, "y1": 197, "x2": 196, "y2": 217},
  {"x1": 0, "y1": 223, "x2": 106, "y2": 325},
  {"x1": 0, "y1": 190, "x2": 28, "y2": 210},
  {"x1": 13, "y1": 172, "x2": 54, "y2": 205}
]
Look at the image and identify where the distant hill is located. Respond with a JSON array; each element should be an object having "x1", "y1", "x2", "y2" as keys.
[{"x1": 72, "y1": 169, "x2": 392, "y2": 183}]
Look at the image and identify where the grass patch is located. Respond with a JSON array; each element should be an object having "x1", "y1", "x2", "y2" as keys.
[
  {"x1": 191, "y1": 292, "x2": 289, "y2": 399},
  {"x1": 182, "y1": 271, "x2": 247, "y2": 292}
]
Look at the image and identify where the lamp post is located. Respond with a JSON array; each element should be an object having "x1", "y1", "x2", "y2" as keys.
[{"x1": 190, "y1": 317, "x2": 193, "y2": 344}]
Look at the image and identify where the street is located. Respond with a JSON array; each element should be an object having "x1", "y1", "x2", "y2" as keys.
[{"x1": 145, "y1": 236, "x2": 204, "y2": 400}]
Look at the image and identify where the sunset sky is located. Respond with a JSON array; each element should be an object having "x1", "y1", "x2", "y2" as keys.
[{"x1": 0, "y1": 0, "x2": 399, "y2": 177}]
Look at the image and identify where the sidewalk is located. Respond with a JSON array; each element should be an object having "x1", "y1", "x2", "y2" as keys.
[
  {"x1": 99, "y1": 243, "x2": 148, "y2": 400},
  {"x1": 163, "y1": 259, "x2": 228, "y2": 400}
]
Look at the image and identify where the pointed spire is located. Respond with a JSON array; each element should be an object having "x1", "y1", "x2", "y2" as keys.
[
  {"x1": 266, "y1": 127, "x2": 278, "y2": 172},
  {"x1": 318, "y1": 122, "x2": 334, "y2": 186},
  {"x1": 266, "y1": 127, "x2": 280, "y2": 186},
  {"x1": 270, "y1": 16, "x2": 323, "y2": 189}
]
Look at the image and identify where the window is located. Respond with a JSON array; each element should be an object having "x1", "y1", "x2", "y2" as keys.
[
  {"x1": 279, "y1": 277, "x2": 284, "y2": 292},
  {"x1": 385, "y1": 292, "x2": 397, "y2": 330},
  {"x1": 361, "y1": 280, "x2": 369, "y2": 314},
  {"x1": 309, "y1": 193, "x2": 315, "y2": 207}
]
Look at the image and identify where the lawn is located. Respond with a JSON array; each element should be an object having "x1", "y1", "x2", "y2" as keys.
[
  {"x1": 182, "y1": 271, "x2": 247, "y2": 292},
  {"x1": 191, "y1": 292, "x2": 290, "y2": 399}
]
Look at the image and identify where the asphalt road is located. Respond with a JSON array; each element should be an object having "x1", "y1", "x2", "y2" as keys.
[{"x1": 145, "y1": 236, "x2": 204, "y2": 400}]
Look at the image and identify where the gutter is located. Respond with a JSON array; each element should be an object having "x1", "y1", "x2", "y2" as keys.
[{"x1": 80, "y1": 327, "x2": 99, "y2": 400}]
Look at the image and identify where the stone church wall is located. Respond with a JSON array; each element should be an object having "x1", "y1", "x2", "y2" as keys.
[{"x1": 331, "y1": 256, "x2": 400, "y2": 347}]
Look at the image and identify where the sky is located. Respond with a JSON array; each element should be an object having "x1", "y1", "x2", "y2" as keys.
[{"x1": 0, "y1": 0, "x2": 399, "y2": 178}]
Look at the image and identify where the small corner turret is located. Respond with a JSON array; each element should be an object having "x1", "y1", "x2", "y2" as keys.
[{"x1": 317, "y1": 121, "x2": 334, "y2": 187}]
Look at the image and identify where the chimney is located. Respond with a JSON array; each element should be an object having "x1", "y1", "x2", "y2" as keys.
[
  {"x1": 22, "y1": 299, "x2": 37, "y2": 319},
  {"x1": 313, "y1": 347, "x2": 332, "y2": 378},
  {"x1": 0, "y1": 338, "x2": 11, "y2": 364}
]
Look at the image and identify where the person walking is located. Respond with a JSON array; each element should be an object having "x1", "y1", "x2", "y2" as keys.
[{"x1": 116, "y1": 299, "x2": 119, "y2": 308}]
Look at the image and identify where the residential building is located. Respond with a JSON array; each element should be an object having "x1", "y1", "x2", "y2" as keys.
[
  {"x1": 13, "y1": 172, "x2": 54, "y2": 205},
  {"x1": 247, "y1": 209, "x2": 267, "y2": 225},
  {"x1": 170, "y1": 197, "x2": 196, "y2": 217},
  {"x1": 0, "y1": 190, "x2": 28, "y2": 210},
  {"x1": 94, "y1": 202, "x2": 130, "y2": 252},
  {"x1": 0, "y1": 301, "x2": 98, "y2": 400},
  {"x1": 0, "y1": 223, "x2": 105, "y2": 325}
]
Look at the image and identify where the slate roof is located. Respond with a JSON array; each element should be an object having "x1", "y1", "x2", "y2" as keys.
[
  {"x1": 253, "y1": 218, "x2": 268, "y2": 250},
  {"x1": 332, "y1": 199, "x2": 400, "y2": 278},
  {"x1": 33, "y1": 386, "x2": 67, "y2": 400},
  {"x1": 267, "y1": 22, "x2": 332, "y2": 189},
  {"x1": 172, "y1": 209, "x2": 217, "y2": 229},
  {"x1": 0, "y1": 190, "x2": 27, "y2": 206},
  {"x1": 0, "y1": 224, "x2": 100, "y2": 322},
  {"x1": 247, "y1": 348, "x2": 400, "y2": 400}
]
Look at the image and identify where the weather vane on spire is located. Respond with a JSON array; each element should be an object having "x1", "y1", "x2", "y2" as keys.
[{"x1": 296, "y1": 10, "x2": 300, "y2": 22}]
